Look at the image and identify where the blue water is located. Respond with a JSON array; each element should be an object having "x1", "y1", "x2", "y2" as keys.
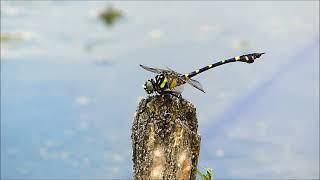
[{"x1": 1, "y1": 1, "x2": 319, "y2": 179}]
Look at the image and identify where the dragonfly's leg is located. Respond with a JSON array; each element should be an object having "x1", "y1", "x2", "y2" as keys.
[{"x1": 161, "y1": 90, "x2": 181, "y2": 98}]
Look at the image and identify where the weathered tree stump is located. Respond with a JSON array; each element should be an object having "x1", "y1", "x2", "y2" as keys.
[{"x1": 131, "y1": 95, "x2": 201, "y2": 180}]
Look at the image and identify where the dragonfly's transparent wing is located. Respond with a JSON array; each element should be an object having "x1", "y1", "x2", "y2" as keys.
[
  {"x1": 186, "y1": 78, "x2": 205, "y2": 93},
  {"x1": 140, "y1": 64, "x2": 171, "y2": 74},
  {"x1": 171, "y1": 84, "x2": 184, "y2": 94},
  {"x1": 165, "y1": 66, "x2": 184, "y2": 76}
]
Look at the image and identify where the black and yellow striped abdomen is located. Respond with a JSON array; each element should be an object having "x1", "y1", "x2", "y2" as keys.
[{"x1": 185, "y1": 53, "x2": 265, "y2": 78}]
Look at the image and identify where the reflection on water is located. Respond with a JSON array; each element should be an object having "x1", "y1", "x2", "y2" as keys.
[{"x1": 1, "y1": 1, "x2": 319, "y2": 179}]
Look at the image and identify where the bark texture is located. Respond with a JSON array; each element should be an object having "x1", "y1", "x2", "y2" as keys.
[{"x1": 131, "y1": 95, "x2": 201, "y2": 180}]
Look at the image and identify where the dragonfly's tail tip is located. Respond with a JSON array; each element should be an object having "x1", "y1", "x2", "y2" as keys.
[{"x1": 256, "y1": 52, "x2": 265, "y2": 58}]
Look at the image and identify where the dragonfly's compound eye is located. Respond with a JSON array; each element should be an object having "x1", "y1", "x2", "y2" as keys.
[{"x1": 143, "y1": 80, "x2": 154, "y2": 94}]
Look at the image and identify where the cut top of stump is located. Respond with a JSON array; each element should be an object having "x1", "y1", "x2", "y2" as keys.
[{"x1": 132, "y1": 95, "x2": 201, "y2": 180}]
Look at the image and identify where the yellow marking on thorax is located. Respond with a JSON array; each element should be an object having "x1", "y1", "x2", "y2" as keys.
[
  {"x1": 184, "y1": 74, "x2": 189, "y2": 78},
  {"x1": 235, "y1": 56, "x2": 240, "y2": 61},
  {"x1": 245, "y1": 56, "x2": 249, "y2": 61},
  {"x1": 195, "y1": 69, "x2": 200, "y2": 73},
  {"x1": 208, "y1": 64, "x2": 213, "y2": 68},
  {"x1": 170, "y1": 79, "x2": 177, "y2": 88},
  {"x1": 160, "y1": 78, "x2": 167, "y2": 88},
  {"x1": 222, "y1": 60, "x2": 225, "y2": 63}
]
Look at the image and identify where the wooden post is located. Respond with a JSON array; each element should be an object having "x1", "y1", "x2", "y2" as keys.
[{"x1": 131, "y1": 95, "x2": 201, "y2": 180}]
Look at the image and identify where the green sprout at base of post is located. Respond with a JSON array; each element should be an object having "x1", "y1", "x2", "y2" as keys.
[{"x1": 197, "y1": 168, "x2": 214, "y2": 180}]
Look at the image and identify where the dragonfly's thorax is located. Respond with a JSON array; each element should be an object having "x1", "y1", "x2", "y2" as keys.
[
  {"x1": 154, "y1": 74, "x2": 169, "y2": 91},
  {"x1": 143, "y1": 73, "x2": 187, "y2": 94}
]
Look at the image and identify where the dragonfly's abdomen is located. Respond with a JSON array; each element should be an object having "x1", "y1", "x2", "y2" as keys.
[{"x1": 185, "y1": 53, "x2": 264, "y2": 78}]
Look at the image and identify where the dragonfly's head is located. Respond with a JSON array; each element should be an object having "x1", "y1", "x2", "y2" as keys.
[{"x1": 143, "y1": 79, "x2": 155, "y2": 94}]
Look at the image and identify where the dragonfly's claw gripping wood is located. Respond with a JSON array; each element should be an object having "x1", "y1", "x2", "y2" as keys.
[{"x1": 132, "y1": 95, "x2": 201, "y2": 180}]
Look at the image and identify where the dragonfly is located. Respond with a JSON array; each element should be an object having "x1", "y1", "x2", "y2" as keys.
[{"x1": 141, "y1": 52, "x2": 265, "y2": 96}]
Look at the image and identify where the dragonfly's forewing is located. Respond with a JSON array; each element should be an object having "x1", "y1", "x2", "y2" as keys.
[
  {"x1": 165, "y1": 66, "x2": 184, "y2": 76},
  {"x1": 140, "y1": 64, "x2": 171, "y2": 74}
]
